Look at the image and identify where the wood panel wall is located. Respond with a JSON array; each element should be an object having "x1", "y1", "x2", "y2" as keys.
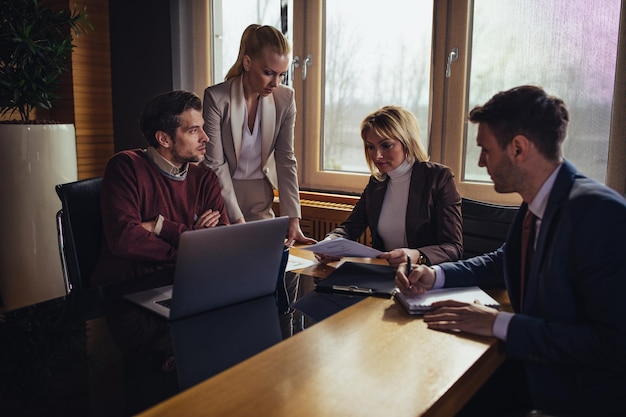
[
  {"x1": 40, "y1": 0, "x2": 115, "y2": 180},
  {"x1": 67, "y1": 0, "x2": 114, "y2": 179}
]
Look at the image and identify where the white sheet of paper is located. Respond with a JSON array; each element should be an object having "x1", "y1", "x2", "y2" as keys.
[
  {"x1": 285, "y1": 254, "x2": 317, "y2": 272},
  {"x1": 301, "y1": 238, "x2": 383, "y2": 258}
]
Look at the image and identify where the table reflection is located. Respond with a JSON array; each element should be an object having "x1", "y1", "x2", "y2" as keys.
[
  {"x1": 0, "y1": 255, "x2": 358, "y2": 417},
  {"x1": 101, "y1": 268, "x2": 309, "y2": 413},
  {"x1": 170, "y1": 294, "x2": 282, "y2": 390}
]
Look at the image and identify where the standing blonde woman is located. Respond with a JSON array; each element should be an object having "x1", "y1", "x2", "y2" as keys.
[
  {"x1": 202, "y1": 24, "x2": 314, "y2": 246},
  {"x1": 317, "y1": 105, "x2": 463, "y2": 267}
]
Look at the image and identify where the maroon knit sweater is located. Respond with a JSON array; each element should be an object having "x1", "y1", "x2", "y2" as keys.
[{"x1": 91, "y1": 149, "x2": 229, "y2": 285}]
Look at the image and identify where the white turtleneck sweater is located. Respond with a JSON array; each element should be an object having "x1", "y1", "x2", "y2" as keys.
[{"x1": 377, "y1": 159, "x2": 413, "y2": 251}]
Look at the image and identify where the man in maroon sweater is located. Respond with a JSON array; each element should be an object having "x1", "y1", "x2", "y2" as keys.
[{"x1": 91, "y1": 91, "x2": 229, "y2": 286}]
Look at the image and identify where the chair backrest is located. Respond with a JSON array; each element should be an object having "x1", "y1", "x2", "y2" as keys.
[
  {"x1": 461, "y1": 197, "x2": 519, "y2": 259},
  {"x1": 55, "y1": 177, "x2": 103, "y2": 291}
]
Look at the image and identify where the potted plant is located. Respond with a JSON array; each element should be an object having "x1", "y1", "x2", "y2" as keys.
[
  {"x1": 0, "y1": 0, "x2": 91, "y2": 121},
  {"x1": 0, "y1": 0, "x2": 92, "y2": 310}
]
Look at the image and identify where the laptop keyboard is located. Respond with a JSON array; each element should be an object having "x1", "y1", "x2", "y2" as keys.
[{"x1": 155, "y1": 298, "x2": 172, "y2": 309}]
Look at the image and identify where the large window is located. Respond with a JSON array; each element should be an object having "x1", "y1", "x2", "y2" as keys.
[
  {"x1": 464, "y1": 0, "x2": 621, "y2": 185},
  {"x1": 207, "y1": 0, "x2": 626, "y2": 203},
  {"x1": 211, "y1": 0, "x2": 287, "y2": 83},
  {"x1": 320, "y1": 0, "x2": 433, "y2": 174},
  {"x1": 437, "y1": 0, "x2": 624, "y2": 203}
]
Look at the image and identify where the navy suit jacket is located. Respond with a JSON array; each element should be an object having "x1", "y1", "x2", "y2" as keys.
[{"x1": 441, "y1": 160, "x2": 626, "y2": 415}]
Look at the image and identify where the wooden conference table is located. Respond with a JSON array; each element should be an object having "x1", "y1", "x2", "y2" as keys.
[{"x1": 138, "y1": 247, "x2": 510, "y2": 417}]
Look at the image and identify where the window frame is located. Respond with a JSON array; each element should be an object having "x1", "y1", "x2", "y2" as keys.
[
  {"x1": 607, "y1": 0, "x2": 626, "y2": 195},
  {"x1": 202, "y1": 0, "x2": 626, "y2": 202},
  {"x1": 292, "y1": 0, "x2": 373, "y2": 195}
]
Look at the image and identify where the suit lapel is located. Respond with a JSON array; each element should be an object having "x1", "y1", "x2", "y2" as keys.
[
  {"x1": 366, "y1": 178, "x2": 388, "y2": 245},
  {"x1": 230, "y1": 78, "x2": 246, "y2": 162},
  {"x1": 523, "y1": 161, "x2": 578, "y2": 311},
  {"x1": 260, "y1": 93, "x2": 276, "y2": 165},
  {"x1": 506, "y1": 206, "x2": 526, "y2": 312}
]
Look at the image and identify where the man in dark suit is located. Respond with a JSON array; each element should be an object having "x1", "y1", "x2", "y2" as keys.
[{"x1": 396, "y1": 85, "x2": 626, "y2": 416}]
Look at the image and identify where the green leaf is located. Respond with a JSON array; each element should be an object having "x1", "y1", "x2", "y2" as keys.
[{"x1": 0, "y1": 0, "x2": 92, "y2": 121}]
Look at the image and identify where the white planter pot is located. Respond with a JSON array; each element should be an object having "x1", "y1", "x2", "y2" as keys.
[{"x1": 0, "y1": 124, "x2": 78, "y2": 311}]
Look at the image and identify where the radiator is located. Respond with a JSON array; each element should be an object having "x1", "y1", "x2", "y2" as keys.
[{"x1": 273, "y1": 195, "x2": 371, "y2": 245}]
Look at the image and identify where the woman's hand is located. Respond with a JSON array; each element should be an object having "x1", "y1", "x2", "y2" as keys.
[
  {"x1": 314, "y1": 252, "x2": 341, "y2": 264},
  {"x1": 379, "y1": 248, "x2": 420, "y2": 268},
  {"x1": 285, "y1": 217, "x2": 316, "y2": 246}
]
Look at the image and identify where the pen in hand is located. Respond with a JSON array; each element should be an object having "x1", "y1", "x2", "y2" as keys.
[{"x1": 406, "y1": 255, "x2": 413, "y2": 290}]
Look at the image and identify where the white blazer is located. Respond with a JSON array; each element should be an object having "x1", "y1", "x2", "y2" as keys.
[{"x1": 202, "y1": 76, "x2": 301, "y2": 222}]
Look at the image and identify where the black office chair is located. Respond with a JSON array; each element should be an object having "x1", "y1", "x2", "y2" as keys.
[
  {"x1": 55, "y1": 177, "x2": 104, "y2": 292},
  {"x1": 461, "y1": 198, "x2": 519, "y2": 259}
]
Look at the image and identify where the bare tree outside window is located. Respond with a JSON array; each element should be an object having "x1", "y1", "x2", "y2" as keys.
[{"x1": 322, "y1": 0, "x2": 433, "y2": 174}]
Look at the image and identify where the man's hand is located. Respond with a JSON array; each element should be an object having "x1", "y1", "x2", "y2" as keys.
[
  {"x1": 422, "y1": 300, "x2": 498, "y2": 337},
  {"x1": 195, "y1": 209, "x2": 221, "y2": 228},
  {"x1": 141, "y1": 220, "x2": 156, "y2": 233},
  {"x1": 395, "y1": 264, "x2": 436, "y2": 295}
]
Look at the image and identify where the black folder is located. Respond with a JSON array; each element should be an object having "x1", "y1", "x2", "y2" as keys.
[{"x1": 315, "y1": 261, "x2": 397, "y2": 298}]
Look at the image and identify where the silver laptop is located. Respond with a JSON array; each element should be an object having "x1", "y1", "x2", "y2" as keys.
[{"x1": 124, "y1": 216, "x2": 289, "y2": 320}]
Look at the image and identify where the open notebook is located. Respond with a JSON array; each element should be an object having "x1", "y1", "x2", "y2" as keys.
[
  {"x1": 395, "y1": 286, "x2": 500, "y2": 315},
  {"x1": 124, "y1": 216, "x2": 289, "y2": 320}
]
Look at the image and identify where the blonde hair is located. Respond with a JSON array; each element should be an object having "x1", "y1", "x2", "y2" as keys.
[
  {"x1": 225, "y1": 24, "x2": 291, "y2": 81},
  {"x1": 360, "y1": 105, "x2": 429, "y2": 180}
]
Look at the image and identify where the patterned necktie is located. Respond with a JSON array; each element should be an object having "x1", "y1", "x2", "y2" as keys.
[{"x1": 520, "y1": 210, "x2": 536, "y2": 308}]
